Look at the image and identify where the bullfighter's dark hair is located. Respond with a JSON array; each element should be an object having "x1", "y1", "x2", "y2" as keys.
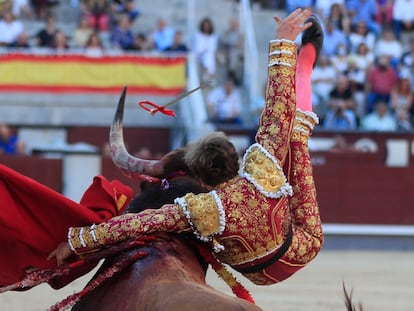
[{"x1": 184, "y1": 132, "x2": 239, "y2": 187}]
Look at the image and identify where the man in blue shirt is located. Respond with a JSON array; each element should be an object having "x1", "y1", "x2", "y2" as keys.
[
  {"x1": 347, "y1": 0, "x2": 381, "y2": 37},
  {"x1": 0, "y1": 124, "x2": 26, "y2": 155}
]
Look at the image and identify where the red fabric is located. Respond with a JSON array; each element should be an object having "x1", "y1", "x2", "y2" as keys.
[{"x1": 0, "y1": 164, "x2": 133, "y2": 287}]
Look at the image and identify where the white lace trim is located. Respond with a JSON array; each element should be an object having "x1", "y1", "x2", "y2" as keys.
[
  {"x1": 269, "y1": 39, "x2": 294, "y2": 44},
  {"x1": 79, "y1": 227, "x2": 86, "y2": 247},
  {"x1": 268, "y1": 61, "x2": 292, "y2": 67},
  {"x1": 269, "y1": 50, "x2": 293, "y2": 56},
  {"x1": 68, "y1": 227, "x2": 75, "y2": 252},
  {"x1": 296, "y1": 109, "x2": 319, "y2": 125},
  {"x1": 239, "y1": 143, "x2": 293, "y2": 198},
  {"x1": 90, "y1": 224, "x2": 98, "y2": 242}
]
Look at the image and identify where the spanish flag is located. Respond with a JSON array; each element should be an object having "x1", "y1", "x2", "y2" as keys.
[{"x1": 0, "y1": 54, "x2": 186, "y2": 95}]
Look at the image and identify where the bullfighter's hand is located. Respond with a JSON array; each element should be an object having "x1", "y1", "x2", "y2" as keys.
[
  {"x1": 48, "y1": 242, "x2": 74, "y2": 266},
  {"x1": 274, "y1": 8, "x2": 312, "y2": 41}
]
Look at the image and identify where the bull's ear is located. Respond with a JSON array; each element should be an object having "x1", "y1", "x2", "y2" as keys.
[{"x1": 109, "y1": 86, "x2": 164, "y2": 178}]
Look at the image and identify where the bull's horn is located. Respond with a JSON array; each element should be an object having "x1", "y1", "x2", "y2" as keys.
[{"x1": 110, "y1": 86, "x2": 164, "y2": 178}]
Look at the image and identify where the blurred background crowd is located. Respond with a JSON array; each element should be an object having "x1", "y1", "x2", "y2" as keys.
[{"x1": 0, "y1": 0, "x2": 413, "y2": 140}]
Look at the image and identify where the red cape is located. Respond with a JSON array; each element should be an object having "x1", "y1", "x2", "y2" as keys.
[{"x1": 0, "y1": 164, "x2": 133, "y2": 287}]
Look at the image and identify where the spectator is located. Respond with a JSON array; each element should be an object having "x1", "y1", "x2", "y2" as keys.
[
  {"x1": 321, "y1": 21, "x2": 348, "y2": 57},
  {"x1": 31, "y1": 0, "x2": 49, "y2": 20},
  {"x1": 324, "y1": 2, "x2": 350, "y2": 35},
  {"x1": 329, "y1": 74, "x2": 355, "y2": 110},
  {"x1": 390, "y1": 76, "x2": 413, "y2": 117},
  {"x1": 345, "y1": 59, "x2": 367, "y2": 119},
  {"x1": 111, "y1": 0, "x2": 139, "y2": 27},
  {"x1": 323, "y1": 100, "x2": 358, "y2": 130},
  {"x1": 82, "y1": 0, "x2": 110, "y2": 32},
  {"x1": 150, "y1": 18, "x2": 176, "y2": 51},
  {"x1": 392, "y1": 0, "x2": 414, "y2": 44},
  {"x1": 314, "y1": 0, "x2": 345, "y2": 19},
  {"x1": 0, "y1": 10, "x2": 24, "y2": 46},
  {"x1": 323, "y1": 75, "x2": 358, "y2": 130},
  {"x1": 194, "y1": 17, "x2": 218, "y2": 83},
  {"x1": 366, "y1": 55, "x2": 398, "y2": 113},
  {"x1": 347, "y1": 42, "x2": 375, "y2": 72},
  {"x1": 311, "y1": 54, "x2": 337, "y2": 119},
  {"x1": 375, "y1": 0, "x2": 393, "y2": 28},
  {"x1": 400, "y1": 38, "x2": 414, "y2": 69},
  {"x1": 348, "y1": 20, "x2": 376, "y2": 53},
  {"x1": 361, "y1": 100, "x2": 397, "y2": 131},
  {"x1": 374, "y1": 28, "x2": 403, "y2": 66},
  {"x1": 218, "y1": 17, "x2": 244, "y2": 86},
  {"x1": 84, "y1": 32, "x2": 104, "y2": 57},
  {"x1": 395, "y1": 109, "x2": 412, "y2": 131},
  {"x1": 164, "y1": 30, "x2": 188, "y2": 53},
  {"x1": 110, "y1": 13, "x2": 134, "y2": 50},
  {"x1": 11, "y1": 0, "x2": 32, "y2": 19},
  {"x1": 346, "y1": 0, "x2": 381, "y2": 37},
  {"x1": 130, "y1": 32, "x2": 151, "y2": 51},
  {"x1": 72, "y1": 15, "x2": 95, "y2": 48},
  {"x1": 51, "y1": 30, "x2": 70, "y2": 53},
  {"x1": 207, "y1": 77, "x2": 243, "y2": 125},
  {"x1": 0, "y1": 124, "x2": 26, "y2": 155},
  {"x1": 34, "y1": 14, "x2": 59, "y2": 47},
  {"x1": 8, "y1": 31, "x2": 31, "y2": 49},
  {"x1": 330, "y1": 43, "x2": 349, "y2": 73}
]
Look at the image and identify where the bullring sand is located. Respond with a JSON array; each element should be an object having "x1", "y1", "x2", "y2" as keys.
[{"x1": 1, "y1": 250, "x2": 413, "y2": 311}]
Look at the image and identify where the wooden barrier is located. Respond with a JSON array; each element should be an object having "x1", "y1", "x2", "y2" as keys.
[
  {"x1": 312, "y1": 152, "x2": 414, "y2": 225},
  {"x1": 3, "y1": 129, "x2": 414, "y2": 225},
  {"x1": 0, "y1": 155, "x2": 62, "y2": 192}
]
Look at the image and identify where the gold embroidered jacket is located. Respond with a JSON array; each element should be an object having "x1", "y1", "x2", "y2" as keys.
[{"x1": 68, "y1": 40, "x2": 323, "y2": 285}]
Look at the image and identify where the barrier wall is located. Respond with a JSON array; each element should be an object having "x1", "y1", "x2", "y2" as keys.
[{"x1": 2, "y1": 130, "x2": 414, "y2": 225}]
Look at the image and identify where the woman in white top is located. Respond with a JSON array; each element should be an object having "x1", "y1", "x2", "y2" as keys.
[{"x1": 194, "y1": 17, "x2": 218, "y2": 82}]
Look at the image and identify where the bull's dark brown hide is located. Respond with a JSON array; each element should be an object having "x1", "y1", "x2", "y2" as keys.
[{"x1": 72, "y1": 232, "x2": 262, "y2": 311}]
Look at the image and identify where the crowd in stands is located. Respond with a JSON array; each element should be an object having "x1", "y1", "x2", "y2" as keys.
[
  {"x1": 0, "y1": 0, "x2": 414, "y2": 132},
  {"x1": 206, "y1": 0, "x2": 414, "y2": 133},
  {"x1": 305, "y1": 0, "x2": 414, "y2": 132}
]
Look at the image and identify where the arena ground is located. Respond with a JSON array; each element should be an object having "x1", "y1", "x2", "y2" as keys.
[{"x1": 1, "y1": 249, "x2": 413, "y2": 311}]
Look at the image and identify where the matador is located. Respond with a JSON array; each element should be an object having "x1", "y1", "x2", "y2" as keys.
[{"x1": 54, "y1": 9, "x2": 324, "y2": 286}]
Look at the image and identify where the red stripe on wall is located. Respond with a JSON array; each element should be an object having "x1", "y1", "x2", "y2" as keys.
[
  {"x1": 0, "y1": 54, "x2": 186, "y2": 65},
  {"x1": 0, "y1": 85, "x2": 185, "y2": 95}
]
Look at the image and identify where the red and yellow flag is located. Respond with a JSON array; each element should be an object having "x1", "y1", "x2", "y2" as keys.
[{"x1": 0, "y1": 54, "x2": 186, "y2": 95}]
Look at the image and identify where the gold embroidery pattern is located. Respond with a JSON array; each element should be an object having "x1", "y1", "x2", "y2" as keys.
[
  {"x1": 269, "y1": 40, "x2": 296, "y2": 55},
  {"x1": 239, "y1": 123, "x2": 323, "y2": 284},
  {"x1": 214, "y1": 179, "x2": 290, "y2": 265},
  {"x1": 242, "y1": 145, "x2": 289, "y2": 194},
  {"x1": 243, "y1": 271, "x2": 280, "y2": 286},
  {"x1": 69, "y1": 204, "x2": 191, "y2": 254},
  {"x1": 283, "y1": 120, "x2": 323, "y2": 264},
  {"x1": 179, "y1": 193, "x2": 222, "y2": 239},
  {"x1": 292, "y1": 110, "x2": 319, "y2": 141},
  {"x1": 210, "y1": 40, "x2": 296, "y2": 266},
  {"x1": 257, "y1": 41, "x2": 296, "y2": 167},
  {"x1": 268, "y1": 40, "x2": 297, "y2": 69}
]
